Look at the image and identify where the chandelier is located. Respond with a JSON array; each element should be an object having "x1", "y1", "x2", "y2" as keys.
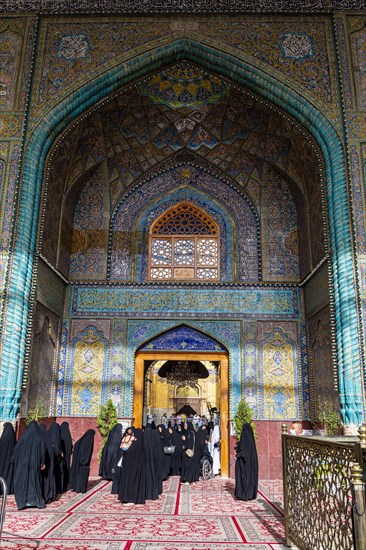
[{"x1": 166, "y1": 361, "x2": 200, "y2": 386}]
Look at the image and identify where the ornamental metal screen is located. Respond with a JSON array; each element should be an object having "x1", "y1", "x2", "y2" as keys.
[
  {"x1": 282, "y1": 434, "x2": 364, "y2": 550},
  {"x1": 149, "y1": 203, "x2": 220, "y2": 281}
]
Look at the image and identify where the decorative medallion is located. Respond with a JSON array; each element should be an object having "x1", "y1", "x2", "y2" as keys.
[
  {"x1": 281, "y1": 33, "x2": 314, "y2": 60},
  {"x1": 57, "y1": 34, "x2": 90, "y2": 60}
]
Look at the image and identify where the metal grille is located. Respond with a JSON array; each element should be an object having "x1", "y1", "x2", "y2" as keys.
[{"x1": 283, "y1": 436, "x2": 357, "y2": 550}]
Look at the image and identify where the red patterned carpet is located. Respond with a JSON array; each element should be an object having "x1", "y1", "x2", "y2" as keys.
[{"x1": 1, "y1": 477, "x2": 287, "y2": 550}]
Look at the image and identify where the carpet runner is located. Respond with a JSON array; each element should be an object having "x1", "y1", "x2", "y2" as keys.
[{"x1": 1, "y1": 477, "x2": 287, "y2": 549}]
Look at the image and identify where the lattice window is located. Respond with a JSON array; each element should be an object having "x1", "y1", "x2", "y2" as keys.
[{"x1": 149, "y1": 203, "x2": 219, "y2": 281}]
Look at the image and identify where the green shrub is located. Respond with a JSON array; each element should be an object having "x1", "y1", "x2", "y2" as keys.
[
  {"x1": 96, "y1": 398, "x2": 118, "y2": 460},
  {"x1": 234, "y1": 398, "x2": 256, "y2": 441},
  {"x1": 316, "y1": 398, "x2": 342, "y2": 436},
  {"x1": 25, "y1": 399, "x2": 49, "y2": 425}
]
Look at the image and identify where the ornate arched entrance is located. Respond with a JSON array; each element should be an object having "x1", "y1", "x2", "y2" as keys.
[
  {"x1": 133, "y1": 352, "x2": 229, "y2": 477},
  {"x1": 0, "y1": 38, "x2": 363, "y2": 433}
]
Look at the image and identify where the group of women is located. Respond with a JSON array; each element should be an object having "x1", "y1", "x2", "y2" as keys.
[
  {"x1": 0, "y1": 420, "x2": 95, "y2": 510},
  {"x1": 0, "y1": 418, "x2": 258, "y2": 510},
  {"x1": 99, "y1": 422, "x2": 212, "y2": 505}
]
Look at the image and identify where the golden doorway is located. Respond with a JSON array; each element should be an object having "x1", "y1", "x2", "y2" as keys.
[{"x1": 133, "y1": 351, "x2": 229, "y2": 477}]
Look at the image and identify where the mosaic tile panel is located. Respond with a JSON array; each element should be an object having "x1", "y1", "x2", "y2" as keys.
[
  {"x1": 67, "y1": 323, "x2": 109, "y2": 416},
  {"x1": 28, "y1": 17, "x2": 339, "y2": 127},
  {"x1": 71, "y1": 285, "x2": 300, "y2": 318},
  {"x1": 258, "y1": 322, "x2": 300, "y2": 419},
  {"x1": 108, "y1": 319, "x2": 127, "y2": 415},
  {"x1": 242, "y1": 321, "x2": 258, "y2": 417},
  {"x1": 349, "y1": 19, "x2": 366, "y2": 109},
  {"x1": 1, "y1": 144, "x2": 19, "y2": 251},
  {"x1": 70, "y1": 162, "x2": 109, "y2": 280},
  {"x1": 263, "y1": 168, "x2": 300, "y2": 281},
  {"x1": 349, "y1": 145, "x2": 366, "y2": 255},
  {"x1": 139, "y1": 63, "x2": 229, "y2": 109},
  {"x1": 139, "y1": 324, "x2": 227, "y2": 351},
  {"x1": 307, "y1": 305, "x2": 337, "y2": 415}
]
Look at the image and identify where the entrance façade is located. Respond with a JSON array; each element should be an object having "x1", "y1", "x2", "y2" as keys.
[{"x1": 132, "y1": 326, "x2": 229, "y2": 477}]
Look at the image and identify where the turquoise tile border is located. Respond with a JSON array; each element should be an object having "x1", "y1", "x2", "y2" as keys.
[{"x1": 0, "y1": 38, "x2": 363, "y2": 423}]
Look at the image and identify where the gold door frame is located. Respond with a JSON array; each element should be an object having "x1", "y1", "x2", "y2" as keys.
[{"x1": 133, "y1": 351, "x2": 229, "y2": 478}]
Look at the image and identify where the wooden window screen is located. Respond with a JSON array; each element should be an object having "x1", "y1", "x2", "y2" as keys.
[{"x1": 149, "y1": 203, "x2": 220, "y2": 281}]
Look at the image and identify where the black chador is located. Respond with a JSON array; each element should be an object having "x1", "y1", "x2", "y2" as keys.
[
  {"x1": 39, "y1": 424, "x2": 57, "y2": 503},
  {"x1": 13, "y1": 421, "x2": 46, "y2": 510},
  {"x1": 180, "y1": 427, "x2": 200, "y2": 484},
  {"x1": 69, "y1": 429, "x2": 95, "y2": 493},
  {"x1": 235, "y1": 423, "x2": 258, "y2": 501},
  {"x1": 157, "y1": 425, "x2": 171, "y2": 481},
  {"x1": 60, "y1": 421, "x2": 73, "y2": 491},
  {"x1": 144, "y1": 423, "x2": 161, "y2": 500},
  {"x1": 99, "y1": 423, "x2": 122, "y2": 480},
  {"x1": 0, "y1": 422, "x2": 16, "y2": 494},
  {"x1": 168, "y1": 426, "x2": 183, "y2": 476},
  {"x1": 117, "y1": 427, "x2": 145, "y2": 505},
  {"x1": 48, "y1": 422, "x2": 64, "y2": 495}
]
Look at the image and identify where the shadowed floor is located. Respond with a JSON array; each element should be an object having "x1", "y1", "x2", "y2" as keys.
[{"x1": 1, "y1": 477, "x2": 288, "y2": 549}]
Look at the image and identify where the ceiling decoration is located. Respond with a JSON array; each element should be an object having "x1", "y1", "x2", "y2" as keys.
[
  {"x1": 64, "y1": 61, "x2": 310, "y2": 209},
  {"x1": 138, "y1": 63, "x2": 229, "y2": 109}
]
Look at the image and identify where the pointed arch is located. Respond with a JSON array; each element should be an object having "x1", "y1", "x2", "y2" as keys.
[{"x1": 1, "y1": 38, "x2": 362, "y2": 424}]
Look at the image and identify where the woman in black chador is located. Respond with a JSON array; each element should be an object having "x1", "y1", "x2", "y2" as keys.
[
  {"x1": 117, "y1": 427, "x2": 145, "y2": 505},
  {"x1": 99, "y1": 423, "x2": 122, "y2": 480},
  {"x1": 48, "y1": 422, "x2": 64, "y2": 495},
  {"x1": 0, "y1": 422, "x2": 16, "y2": 494},
  {"x1": 180, "y1": 425, "x2": 205, "y2": 484},
  {"x1": 69, "y1": 429, "x2": 95, "y2": 493},
  {"x1": 39, "y1": 424, "x2": 57, "y2": 503},
  {"x1": 168, "y1": 426, "x2": 183, "y2": 476},
  {"x1": 157, "y1": 425, "x2": 171, "y2": 481},
  {"x1": 144, "y1": 423, "x2": 161, "y2": 500},
  {"x1": 13, "y1": 421, "x2": 46, "y2": 510},
  {"x1": 60, "y1": 421, "x2": 73, "y2": 491},
  {"x1": 235, "y1": 423, "x2": 258, "y2": 501}
]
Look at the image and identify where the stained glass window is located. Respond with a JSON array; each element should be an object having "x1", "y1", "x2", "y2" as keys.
[{"x1": 149, "y1": 203, "x2": 219, "y2": 281}]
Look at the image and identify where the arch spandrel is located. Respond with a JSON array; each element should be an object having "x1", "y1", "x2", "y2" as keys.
[
  {"x1": 29, "y1": 19, "x2": 340, "y2": 131},
  {"x1": 1, "y1": 39, "x2": 363, "y2": 425}
]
